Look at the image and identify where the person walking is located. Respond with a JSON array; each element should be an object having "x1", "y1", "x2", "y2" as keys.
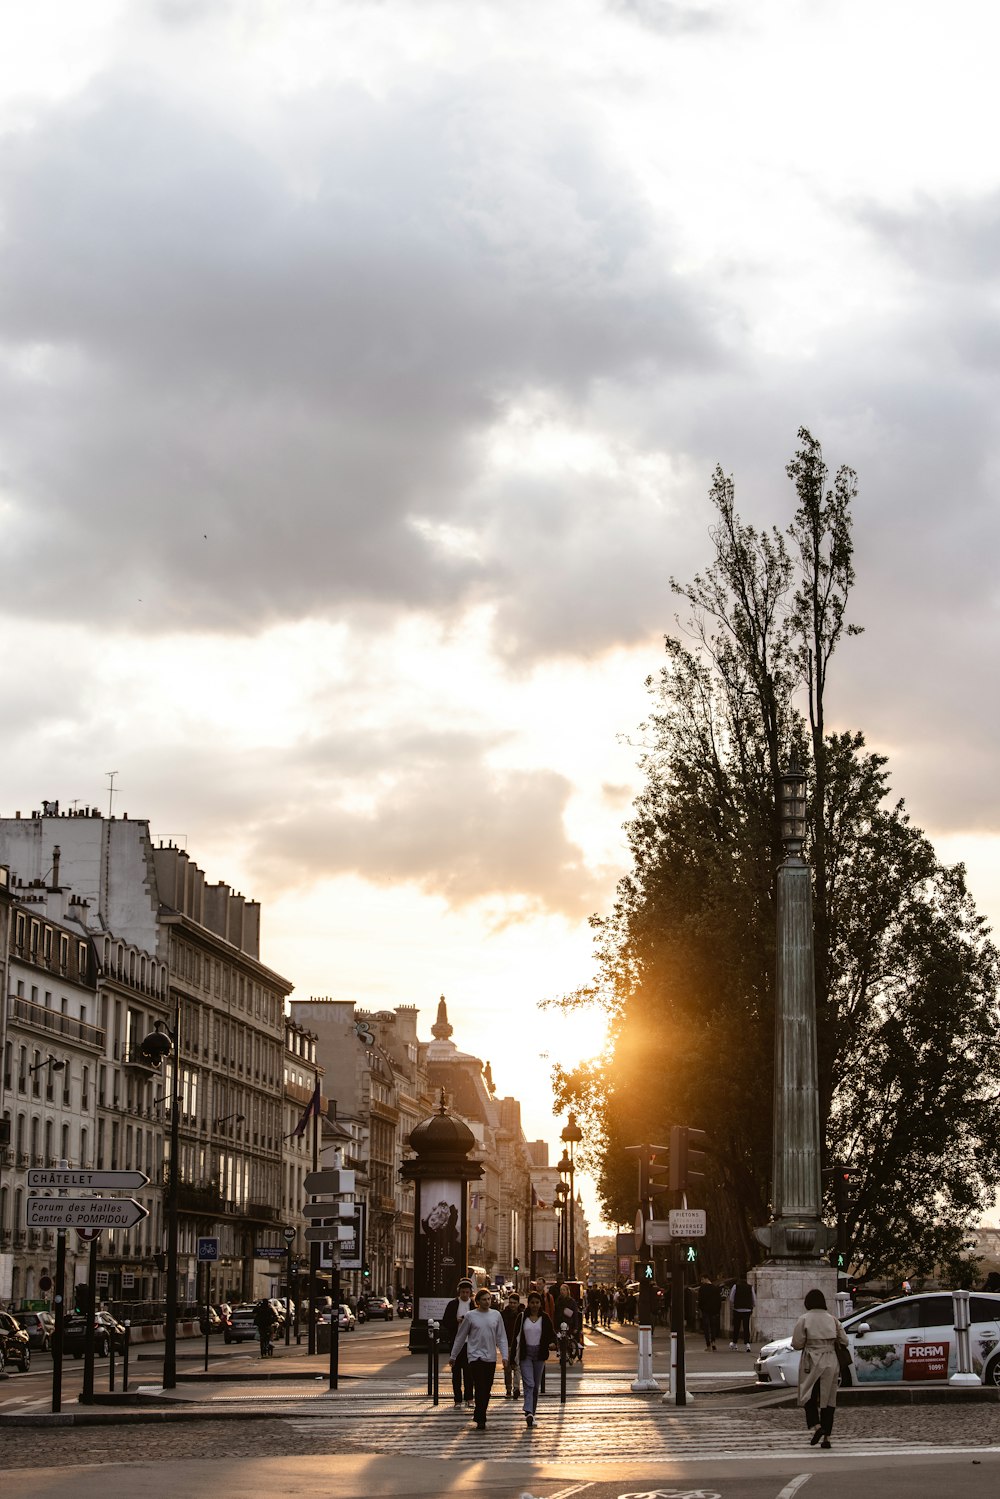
[
  {"x1": 500, "y1": 1289, "x2": 523, "y2": 1399},
  {"x1": 697, "y1": 1275, "x2": 721, "y2": 1350},
  {"x1": 554, "y1": 1282, "x2": 583, "y2": 1362},
  {"x1": 253, "y1": 1297, "x2": 277, "y2": 1358},
  {"x1": 729, "y1": 1271, "x2": 755, "y2": 1351},
  {"x1": 449, "y1": 1285, "x2": 509, "y2": 1430},
  {"x1": 440, "y1": 1277, "x2": 475, "y2": 1409},
  {"x1": 791, "y1": 1287, "x2": 849, "y2": 1449},
  {"x1": 514, "y1": 1289, "x2": 557, "y2": 1427}
]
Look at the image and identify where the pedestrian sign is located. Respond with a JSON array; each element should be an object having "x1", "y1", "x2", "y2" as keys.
[
  {"x1": 197, "y1": 1236, "x2": 220, "y2": 1262},
  {"x1": 685, "y1": 1246, "x2": 698, "y2": 1264}
]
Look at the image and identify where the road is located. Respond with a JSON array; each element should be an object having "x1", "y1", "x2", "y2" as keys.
[{"x1": 2, "y1": 1320, "x2": 998, "y2": 1498}]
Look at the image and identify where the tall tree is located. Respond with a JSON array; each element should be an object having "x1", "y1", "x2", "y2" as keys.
[{"x1": 554, "y1": 431, "x2": 1000, "y2": 1283}]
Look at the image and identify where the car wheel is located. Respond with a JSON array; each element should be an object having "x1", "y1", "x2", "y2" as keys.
[
  {"x1": 98, "y1": 1337, "x2": 110, "y2": 1357},
  {"x1": 985, "y1": 1354, "x2": 1000, "y2": 1388},
  {"x1": 19, "y1": 1350, "x2": 30, "y2": 1373},
  {"x1": 42, "y1": 1337, "x2": 51, "y2": 1353}
]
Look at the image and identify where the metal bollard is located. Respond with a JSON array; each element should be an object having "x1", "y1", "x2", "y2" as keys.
[
  {"x1": 426, "y1": 1319, "x2": 436, "y2": 1398},
  {"x1": 109, "y1": 1334, "x2": 116, "y2": 1393},
  {"x1": 559, "y1": 1320, "x2": 568, "y2": 1404},
  {"x1": 950, "y1": 1290, "x2": 980, "y2": 1386},
  {"x1": 430, "y1": 1320, "x2": 441, "y2": 1406},
  {"x1": 122, "y1": 1322, "x2": 131, "y2": 1394}
]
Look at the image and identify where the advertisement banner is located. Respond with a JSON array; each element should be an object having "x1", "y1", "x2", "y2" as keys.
[
  {"x1": 903, "y1": 1341, "x2": 949, "y2": 1380},
  {"x1": 418, "y1": 1180, "x2": 463, "y2": 1297}
]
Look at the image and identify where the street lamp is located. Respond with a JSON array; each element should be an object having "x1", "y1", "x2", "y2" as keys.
[
  {"x1": 212, "y1": 1112, "x2": 245, "y2": 1129},
  {"x1": 27, "y1": 1054, "x2": 66, "y2": 1075},
  {"x1": 554, "y1": 1181, "x2": 568, "y2": 1279},
  {"x1": 138, "y1": 1014, "x2": 179, "y2": 1389},
  {"x1": 779, "y1": 757, "x2": 808, "y2": 856},
  {"x1": 560, "y1": 1111, "x2": 582, "y2": 1279}
]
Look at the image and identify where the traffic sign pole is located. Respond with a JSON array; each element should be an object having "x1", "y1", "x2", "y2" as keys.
[{"x1": 80, "y1": 1236, "x2": 99, "y2": 1406}]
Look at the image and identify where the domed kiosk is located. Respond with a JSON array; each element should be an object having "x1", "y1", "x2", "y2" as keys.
[{"x1": 402, "y1": 1092, "x2": 483, "y2": 1353}]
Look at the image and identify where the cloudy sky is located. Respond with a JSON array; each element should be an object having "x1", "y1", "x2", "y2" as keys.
[{"x1": 3, "y1": 0, "x2": 1000, "y2": 1229}]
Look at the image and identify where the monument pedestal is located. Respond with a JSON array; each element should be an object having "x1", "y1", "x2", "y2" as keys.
[{"x1": 753, "y1": 1262, "x2": 838, "y2": 1346}]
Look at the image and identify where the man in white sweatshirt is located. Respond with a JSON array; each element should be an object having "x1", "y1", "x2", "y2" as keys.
[{"x1": 449, "y1": 1286, "x2": 509, "y2": 1429}]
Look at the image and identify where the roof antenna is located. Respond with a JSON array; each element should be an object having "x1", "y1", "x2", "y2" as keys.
[{"x1": 106, "y1": 770, "x2": 119, "y2": 819}]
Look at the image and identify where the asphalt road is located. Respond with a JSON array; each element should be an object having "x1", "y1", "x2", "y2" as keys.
[{"x1": 2, "y1": 1320, "x2": 998, "y2": 1498}]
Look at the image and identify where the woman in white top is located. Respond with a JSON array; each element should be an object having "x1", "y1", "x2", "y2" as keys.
[
  {"x1": 513, "y1": 1290, "x2": 557, "y2": 1427},
  {"x1": 449, "y1": 1287, "x2": 509, "y2": 1430}
]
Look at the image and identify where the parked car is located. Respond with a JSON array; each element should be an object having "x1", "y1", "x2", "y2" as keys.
[
  {"x1": 360, "y1": 1294, "x2": 393, "y2": 1322},
  {"x1": 0, "y1": 1311, "x2": 31, "y2": 1372},
  {"x1": 62, "y1": 1311, "x2": 127, "y2": 1359},
  {"x1": 224, "y1": 1304, "x2": 260, "y2": 1344},
  {"x1": 15, "y1": 1310, "x2": 55, "y2": 1352},
  {"x1": 755, "y1": 1291, "x2": 1000, "y2": 1389}
]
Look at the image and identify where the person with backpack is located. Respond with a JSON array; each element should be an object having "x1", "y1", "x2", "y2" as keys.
[
  {"x1": 440, "y1": 1277, "x2": 475, "y2": 1408},
  {"x1": 512, "y1": 1288, "x2": 557, "y2": 1427},
  {"x1": 729, "y1": 1271, "x2": 756, "y2": 1351},
  {"x1": 253, "y1": 1297, "x2": 277, "y2": 1358}
]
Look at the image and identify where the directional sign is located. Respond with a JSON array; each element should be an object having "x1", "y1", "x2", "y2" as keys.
[
  {"x1": 302, "y1": 1200, "x2": 355, "y2": 1222},
  {"x1": 197, "y1": 1236, "x2": 220, "y2": 1262},
  {"x1": 27, "y1": 1169, "x2": 150, "y2": 1191},
  {"x1": 303, "y1": 1224, "x2": 354, "y2": 1244},
  {"x1": 668, "y1": 1208, "x2": 707, "y2": 1239},
  {"x1": 26, "y1": 1196, "x2": 148, "y2": 1230},
  {"x1": 303, "y1": 1169, "x2": 355, "y2": 1196},
  {"x1": 255, "y1": 1247, "x2": 288, "y2": 1259}
]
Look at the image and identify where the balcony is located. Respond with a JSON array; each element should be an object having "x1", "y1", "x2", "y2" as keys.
[
  {"x1": 244, "y1": 1202, "x2": 281, "y2": 1224},
  {"x1": 10, "y1": 995, "x2": 104, "y2": 1051}
]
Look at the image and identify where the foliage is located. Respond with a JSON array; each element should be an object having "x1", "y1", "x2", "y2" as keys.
[{"x1": 553, "y1": 430, "x2": 1000, "y2": 1281}]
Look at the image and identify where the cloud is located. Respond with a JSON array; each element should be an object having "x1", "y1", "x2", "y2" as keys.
[{"x1": 0, "y1": 69, "x2": 722, "y2": 648}]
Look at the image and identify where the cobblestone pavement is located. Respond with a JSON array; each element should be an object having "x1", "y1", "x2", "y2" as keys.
[{"x1": 1, "y1": 1399, "x2": 999, "y2": 1470}]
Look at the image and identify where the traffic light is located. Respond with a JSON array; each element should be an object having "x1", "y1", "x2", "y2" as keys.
[
  {"x1": 634, "y1": 1142, "x2": 671, "y2": 1213},
  {"x1": 669, "y1": 1125, "x2": 707, "y2": 1193},
  {"x1": 74, "y1": 1283, "x2": 91, "y2": 1313},
  {"x1": 513, "y1": 1257, "x2": 520, "y2": 1272},
  {"x1": 832, "y1": 1167, "x2": 852, "y2": 1215},
  {"x1": 362, "y1": 1263, "x2": 371, "y2": 1280},
  {"x1": 640, "y1": 1259, "x2": 655, "y2": 1281}
]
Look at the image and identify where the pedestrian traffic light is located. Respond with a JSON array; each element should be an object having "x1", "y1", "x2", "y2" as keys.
[
  {"x1": 684, "y1": 1245, "x2": 698, "y2": 1264},
  {"x1": 74, "y1": 1283, "x2": 91, "y2": 1313},
  {"x1": 669, "y1": 1125, "x2": 707, "y2": 1193},
  {"x1": 640, "y1": 1259, "x2": 655, "y2": 1281},
  {"x1": 828, "y1": 1249, "x2": 847, "y2": 1271}
]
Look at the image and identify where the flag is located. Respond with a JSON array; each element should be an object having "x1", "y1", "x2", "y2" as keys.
[{"x1": 287, "y1": 1080, "x2": 322, "y2": 1139}]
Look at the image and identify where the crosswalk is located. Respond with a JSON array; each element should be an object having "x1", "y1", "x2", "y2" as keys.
[{"x1": 283, "y1": 1399, "x2": 918, "y2": 1463}]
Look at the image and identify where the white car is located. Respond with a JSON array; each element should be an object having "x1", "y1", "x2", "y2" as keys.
[
  {"x1": 338, "y1": 1304, "x2": 356, "y2": 1331},
  {"x1": 755, "y1": 1291, "x2": 1000, "y2": 1389}
]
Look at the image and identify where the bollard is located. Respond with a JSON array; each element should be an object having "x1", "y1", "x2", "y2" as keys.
[
  {"x1": 426, "y1": 1319, "x2": 436, "y2": 1399},
  {"x1": 950, "y1": 1290, "x2": 980, "y2": 1386},
  {"x1": 431, "y1": 1321, "x2": 441, "y2": 1406},
  {"x1": 559, "y1": 1321, "x2": 568, "y2": 1404},
  {"x1": 109, "y1": 1334, "x2": 116, "y2": 1393},
  {"x1": 122, "y1": 1322, "x2": 131, "y2": 1393}
]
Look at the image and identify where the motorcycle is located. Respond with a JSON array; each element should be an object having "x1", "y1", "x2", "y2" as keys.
[{"x1": 397, "y1": 1296, "x2": 413, "y2": 1318}]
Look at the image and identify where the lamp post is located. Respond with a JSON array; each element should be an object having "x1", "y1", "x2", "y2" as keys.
[
  {"x1": 27, "y1": 1054, "x2": 66, "y2": 1075},
  {"x1": 560, "y1": 1112, "x2": 582, "y2": 1278},
  {"x1": 138, "y1": 1013, "x2": 180, "y2": 1389},
  {"x1": 554, "y1": 1181, "x2": 568, "y2": 1279}
]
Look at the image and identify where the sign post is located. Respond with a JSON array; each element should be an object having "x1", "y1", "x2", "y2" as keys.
[{"x1": 283, "y1": 1227, "x2": 295, "y2": 1346}]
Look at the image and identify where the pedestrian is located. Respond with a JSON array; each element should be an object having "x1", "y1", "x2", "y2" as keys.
[
  {"x1": 501, "y1": 1289, "x2": 523, "y2": 1399},
  {"x1": 554, "y1": 1282, "x2": 583, "y2": 1362},
  {"x1": 440, "y1": 1277, "x2": 476, "y2": 1409},
  {"x1": 253, "y1": 1297, "x2": 277, "y2": 1357},
  {"x1": 514, "y1": 1288, "x2": 557, "y2": 1427},
  {"x1": 790, "y1": 1287, "x2": 849, "y2": 1450},
  {"x1": 729, "y1": 1270, "x2": 755, "y2": 1350},
  {"x1": 449, "y1": 1285, "x2": 509, "y2": 1430},
  {"x1": 697, "y1": 1275, "x2": 721, "y2": 1350}
]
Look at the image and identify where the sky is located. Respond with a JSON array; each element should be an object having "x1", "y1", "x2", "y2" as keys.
[{"x1": 3, "y1": 0, "x2": 1000, "y2": 1232}]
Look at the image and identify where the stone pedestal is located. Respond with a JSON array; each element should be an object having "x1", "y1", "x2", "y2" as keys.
[{"x1": 753, "y1": 1263, "x2": 838, "y2": 1346}]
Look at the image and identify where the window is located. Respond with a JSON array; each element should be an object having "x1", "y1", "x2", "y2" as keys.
[
  {"x1": 59, "y1": 934, "x2": 69, "y2": 970},
  {"x1": 859, "y1": 1301, "x2": 914, "y2": 1334},
  {"x1": 43, "y1": 927, "x2": 52, "y2": 961}
]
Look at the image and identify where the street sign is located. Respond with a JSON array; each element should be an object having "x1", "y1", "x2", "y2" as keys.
[
  {"x1": 255, "y1": 1247, "x2": 288, "y2": 1259},
  {"x1": 303, "y1": 1169, "x2": 356, "y2": 1196},
  {"x1": 282, "y1": 1226, "x2": 296, "y2": 1242},
  {"x1": 645, "y1": 1221, "x2": 673, "y2": 1244},
  {"x1": 301, "y1": 1201, "x2": 355, "y2": 1222},
  {"x1": 27, "y1": 1196, "x2": 148, "y2": 1230},
  {"x1": 77, "y1": 1228, "x2": 102, "y2": 1243},
  {"x1": 303, "y1": 1224, "x2": 353, "y2": 1244},
  {"x1": 27, "y1": 1169, "x2": 150, "y2": 1191},
  {"x1": 668, "y1": 1208, "x2": 707, "y2": 1238},
  {"x1": 197, "y1": 1236, "x2": 220, "y2": 1262}
]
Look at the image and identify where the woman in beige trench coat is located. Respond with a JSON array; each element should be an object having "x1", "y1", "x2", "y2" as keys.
[{"x1": 790, "y1": 1288, "x2": 849, "y2": 1449}]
